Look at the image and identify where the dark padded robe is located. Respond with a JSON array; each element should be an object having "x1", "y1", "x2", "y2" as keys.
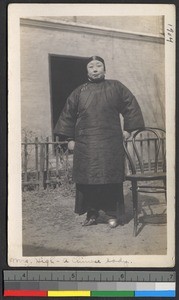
[
  {"x1": 54, "y1": 79, "x2": 145, "y2": 215},
  {"x1": 54, "y1": 79, "x2": 144, "y2": 184}
]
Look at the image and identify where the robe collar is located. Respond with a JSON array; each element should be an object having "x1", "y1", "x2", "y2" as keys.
[{"x1": 88, "y1": 76, "x2": 105, "y2": 83}]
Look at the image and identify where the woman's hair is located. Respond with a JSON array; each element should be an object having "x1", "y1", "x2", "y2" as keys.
[{"x1": 87, "y1": 56, "x2": 106, "y2": 71}]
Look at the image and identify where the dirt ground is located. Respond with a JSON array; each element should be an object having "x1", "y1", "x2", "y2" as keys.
[{"x1": 22, "y1": 181, "x2": 167, "y2": 257}]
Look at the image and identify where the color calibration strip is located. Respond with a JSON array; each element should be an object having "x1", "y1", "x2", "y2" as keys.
[
  {"x1": 4, "y1": 282, "x2": 176, "y2": 297},
  {"x1": 4, "y1": 290, "x2": 175, "y2": 297},
  {"x1": 4, "y1": 271, "x2": 176, "y2": 297}
]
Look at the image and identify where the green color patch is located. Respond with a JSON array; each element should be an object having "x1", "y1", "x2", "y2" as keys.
[{"x1": 91, "y1": 291, "x2": 135, "y2": 297}]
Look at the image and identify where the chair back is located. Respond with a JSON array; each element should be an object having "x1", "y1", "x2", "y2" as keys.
[{"x1": 124, "y1": 127, "x2": 166, "y2": 175}]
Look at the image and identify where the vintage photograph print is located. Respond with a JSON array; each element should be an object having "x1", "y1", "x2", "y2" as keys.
[{"x1": 8, "y1": 4, "x2": 175, "y2": 267}]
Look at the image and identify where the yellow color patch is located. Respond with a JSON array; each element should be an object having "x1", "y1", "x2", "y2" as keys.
[{"x1": 48, "y1": 291, "x2": 91, "y2": 297}]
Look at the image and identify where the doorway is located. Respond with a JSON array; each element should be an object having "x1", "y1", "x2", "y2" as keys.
[{"x1": 49, "y1": 55, "x2": 88, "y2": 137}]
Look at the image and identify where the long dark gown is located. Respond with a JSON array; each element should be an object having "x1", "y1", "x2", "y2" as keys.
[{"x1": 54, "y1": 79, "x2": 145, "y2": 217}]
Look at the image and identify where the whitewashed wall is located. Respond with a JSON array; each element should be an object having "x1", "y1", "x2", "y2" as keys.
[{"x1": 20, "y1": 17, "x2": 165, "y2": 137}]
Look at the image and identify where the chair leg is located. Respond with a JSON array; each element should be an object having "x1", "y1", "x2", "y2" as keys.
[
  {"x1": 118, "y1": 188, "x2": 125, "y2": 225},
  {"x1": 116, "y1": 184, "x2": 125, "y2": 225},
  {"x1": 131, "y1": 181, "x2": 138, "y2": 237},
  {"x1": 163, "y1": 178, "x2": 167, "y2": 202}
]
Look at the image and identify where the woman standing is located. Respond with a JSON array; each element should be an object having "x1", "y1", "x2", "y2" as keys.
[{"x1": 54, "y1": 56, "x2": 145, "y2": 227}]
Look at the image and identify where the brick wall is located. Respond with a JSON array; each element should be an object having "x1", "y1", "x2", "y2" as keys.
[
  {"x1": 20, "y1": 19, "x2": 165, "y2": 137},
  {"x1": 37, "y1": 16, "x2": 164, "y2": 35}
]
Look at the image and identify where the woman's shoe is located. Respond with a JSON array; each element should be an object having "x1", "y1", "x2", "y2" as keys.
[
  {"x1": 108, "y1": 218, "x2": 118, "y2": 228},
  {"x1": 82, "y1": 217, "x2": 97, "y2": 226}
]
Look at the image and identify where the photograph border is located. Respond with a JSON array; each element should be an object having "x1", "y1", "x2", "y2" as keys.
[{"x1": 8, "y1": 3, "x2": 175, "y2": 268}]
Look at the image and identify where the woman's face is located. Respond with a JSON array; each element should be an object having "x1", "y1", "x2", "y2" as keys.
[{"x1": 87, "y1": 60, "x2": 105, "y2": 80}]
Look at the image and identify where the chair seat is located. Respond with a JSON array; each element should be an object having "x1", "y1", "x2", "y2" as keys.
[{"x1": 125, "y1": 172, "x2": 166, "y2": 181}]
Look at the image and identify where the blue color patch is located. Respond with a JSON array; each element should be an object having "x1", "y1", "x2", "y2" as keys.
[{"x1": 135, "y1": 290, "x2": 176, "y2": 297}]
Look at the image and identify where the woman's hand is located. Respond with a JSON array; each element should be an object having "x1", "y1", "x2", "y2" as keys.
[
  {"x1": 68, "y1": 140, "x2": 75, "y2": 151},
  {"x1": 123, "y1": 131, "x2": 131, "y2": 141}
]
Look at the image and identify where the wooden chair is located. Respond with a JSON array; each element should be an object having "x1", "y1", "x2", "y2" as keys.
[{"x1": 123, "y1": 127, "x2": 166, "y2": 236}]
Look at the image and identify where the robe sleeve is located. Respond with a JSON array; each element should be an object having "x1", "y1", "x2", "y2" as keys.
[
  {"x1": 54, "y1": 87, "x2": 80, "y2": 138},
  {"x1": 116, "y1": 81, "x2": 145, "y2": 132}
]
